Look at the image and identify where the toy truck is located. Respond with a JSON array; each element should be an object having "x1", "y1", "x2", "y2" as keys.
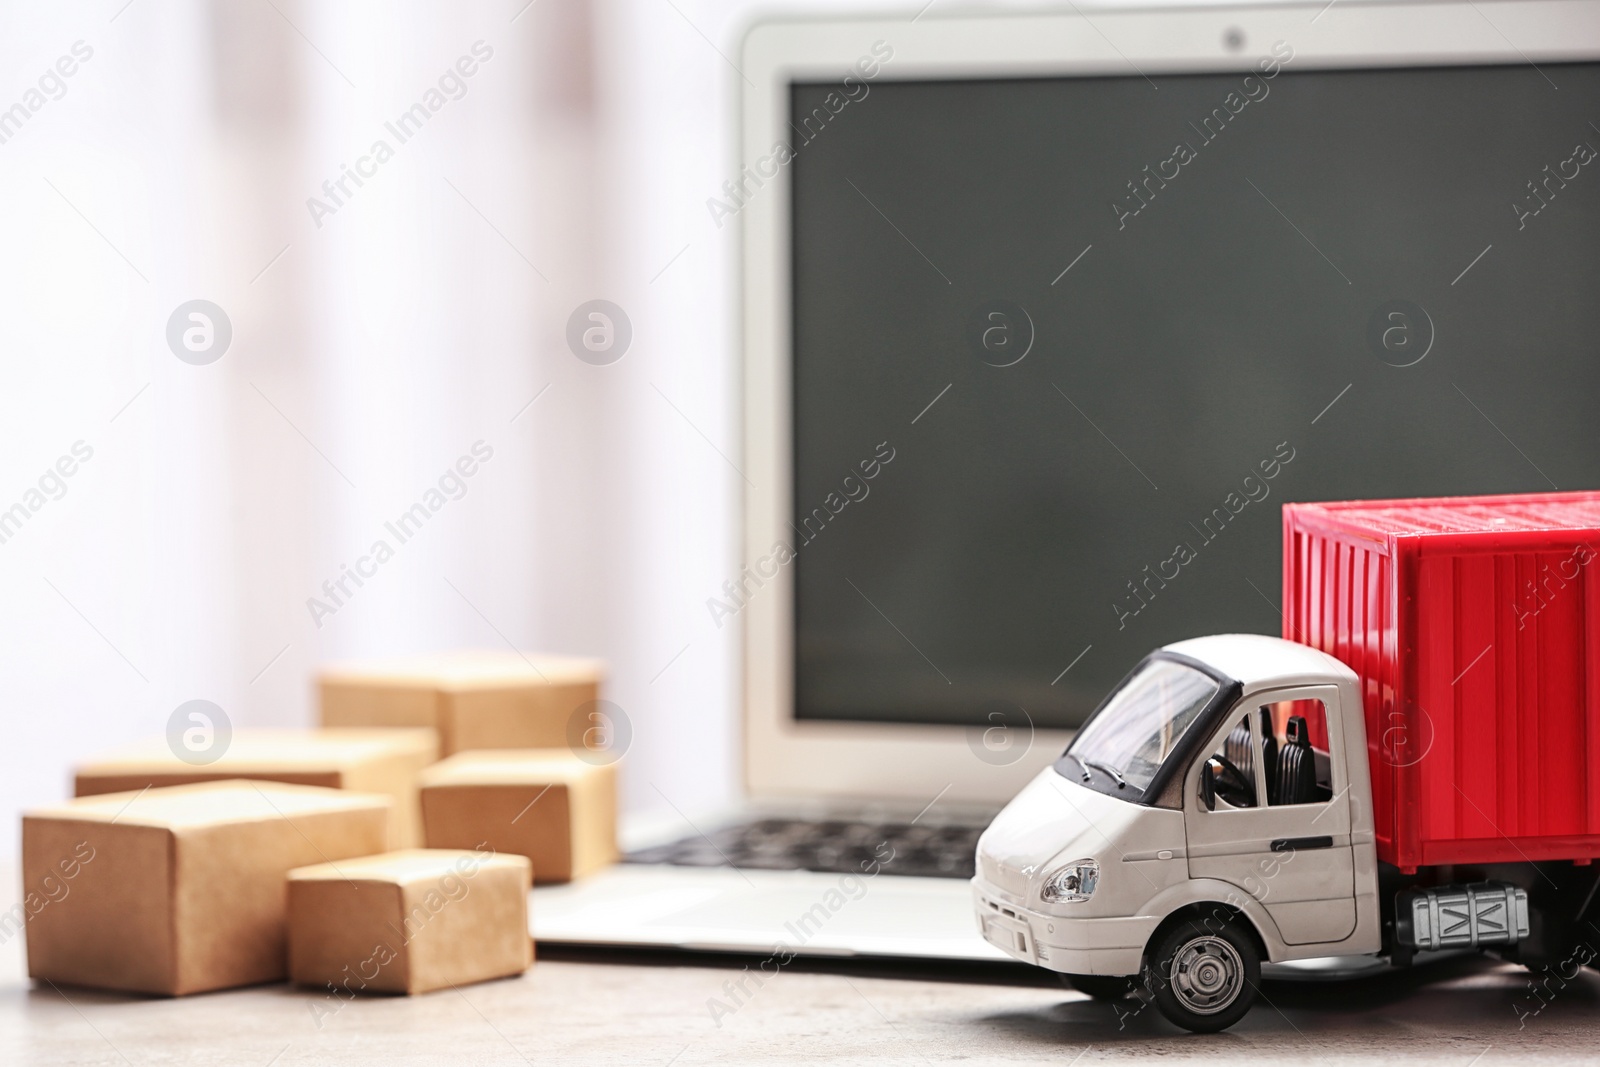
[{"x1": 974, "y1": 492, "x2": 1600, "y2": 1031}]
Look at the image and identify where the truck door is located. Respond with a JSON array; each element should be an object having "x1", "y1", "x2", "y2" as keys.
[{"x1": 1183, "y1": 685, "x2": 1357, "y2": 947}]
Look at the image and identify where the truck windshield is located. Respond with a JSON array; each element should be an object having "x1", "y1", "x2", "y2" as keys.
[{"x1": 1062, "y1": 659, "x2": 1221, "y2": 798}]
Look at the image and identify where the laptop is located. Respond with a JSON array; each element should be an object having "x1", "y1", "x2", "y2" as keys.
[{"x1": 534, "y1": 0, "x2": 1600, "y2": 961}]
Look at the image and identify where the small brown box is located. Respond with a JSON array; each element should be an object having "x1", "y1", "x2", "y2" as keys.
[
  {"x1": 22, "y1": 781, "x2": 390, "y2": 995},
  {"x1": 319, "y1": 652, "x2": 604, "y2": 756},
  {"x1": 419, "y1": 751, "x2": 618, "y2": 884},
  {"x1": 287, "y1": 849, "x2": 532, "y2": 996},
  {"x1": 73, "y1": 728, "x2": 437, "y2": 848}
]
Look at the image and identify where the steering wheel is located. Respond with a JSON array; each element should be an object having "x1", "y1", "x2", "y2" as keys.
[{"x1": 1206, "y1": 754, "x2": 1255, "y2": 807}]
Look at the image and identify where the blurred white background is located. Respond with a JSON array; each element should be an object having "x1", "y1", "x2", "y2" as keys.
[{"x1": 0, "y1": 0, "x2": 828, "y2": 855}]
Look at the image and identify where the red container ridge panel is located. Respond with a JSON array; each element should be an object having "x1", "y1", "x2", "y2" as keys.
[{"x1": 1284, "y1": 492, "x2": 1600, "y2": 872}]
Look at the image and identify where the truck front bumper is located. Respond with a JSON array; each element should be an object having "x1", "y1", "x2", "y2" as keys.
[{"x1": 972, "y1": 881, "x2": 1155, "y2": 976}]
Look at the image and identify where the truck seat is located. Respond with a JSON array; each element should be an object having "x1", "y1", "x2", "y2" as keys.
[
  {"x1": 1224, "y1": 710, "x2": 1278, "y2": 804},
  {"x1": 1258, "y1": 708, "x2": 1278, "y2": 800},
  {"x1": 1274, "y1": 715, "x2": 1318, "y2": 806}
]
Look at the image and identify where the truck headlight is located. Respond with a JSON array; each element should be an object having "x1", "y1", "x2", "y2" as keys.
[{"x1": 1040, "y1": 859, "x2": 1099, "y2": 904}]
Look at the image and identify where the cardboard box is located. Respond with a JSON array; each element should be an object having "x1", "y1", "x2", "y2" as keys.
[
  {"x1": 73, "y1": 728, "x2": 437, "y2": 848},
  {"x1": 419, "y1": 751, "x2": 618, "y2": 883},
  {"x1": 288, "y1": 849, "x2": 532, "y2": 997},
  {"x1": 22, "y1": 781, "x2": 390, "y2": 995},
  {"x1": 319, "y1": 651, "x2": 604, "y2": 756}
]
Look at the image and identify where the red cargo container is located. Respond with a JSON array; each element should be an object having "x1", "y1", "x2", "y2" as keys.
[{"x1": 1283, "y1": 492, "x2": 1600, "y2": 873}]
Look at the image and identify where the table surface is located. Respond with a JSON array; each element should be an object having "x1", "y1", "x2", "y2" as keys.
[{"x1": 4, "y1": 931, "x2": 1598, "y2": 1066}]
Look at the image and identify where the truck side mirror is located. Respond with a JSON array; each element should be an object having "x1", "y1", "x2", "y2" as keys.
[{"x1": 1198, "y1": 761, "x2": 1216, "y2": 811}]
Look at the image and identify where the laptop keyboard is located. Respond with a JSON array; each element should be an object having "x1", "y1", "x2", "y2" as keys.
[{"x1": 625, "y1": 816, "x2": 988, "y2": 879}]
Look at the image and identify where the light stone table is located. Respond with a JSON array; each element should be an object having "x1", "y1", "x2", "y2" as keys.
[{"x1": 3, "y1": 928, "x2": 1598, "y2": 1067}]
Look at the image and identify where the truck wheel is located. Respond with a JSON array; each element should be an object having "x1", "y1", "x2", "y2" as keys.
[
  {"x1": 1145, "y1": 917, "x2": 1260, "y2": 1033},
  {"x1": 1063, "y1": 973, "x2": 1141, "y2": 1000}
]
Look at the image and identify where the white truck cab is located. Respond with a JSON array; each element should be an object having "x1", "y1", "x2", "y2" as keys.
[{"x1": 972, "y1": 634, "x2": 1381, "y2": 1031}]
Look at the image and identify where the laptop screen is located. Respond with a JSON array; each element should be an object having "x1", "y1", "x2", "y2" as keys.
[{"x1": 788, "y1": 59, "x2": 1600, "y2": 730}]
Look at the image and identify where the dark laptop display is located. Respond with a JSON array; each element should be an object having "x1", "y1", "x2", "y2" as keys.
[{"x1": 789, "y1": 61, "x2": 1600, "y2": 729}]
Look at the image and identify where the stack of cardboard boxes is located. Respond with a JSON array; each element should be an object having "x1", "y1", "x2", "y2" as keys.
[{"x1": 19, "y1": 651, "x2": 618, "y2": 998}]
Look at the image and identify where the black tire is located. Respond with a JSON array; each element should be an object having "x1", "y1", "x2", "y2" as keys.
[
  {"x1": 1062, "y1": 973, "x2": 1142, "y2": 1000},
  {"x1": 1145, "y1": 915, "x2": 1260, "y2": 1033}
]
